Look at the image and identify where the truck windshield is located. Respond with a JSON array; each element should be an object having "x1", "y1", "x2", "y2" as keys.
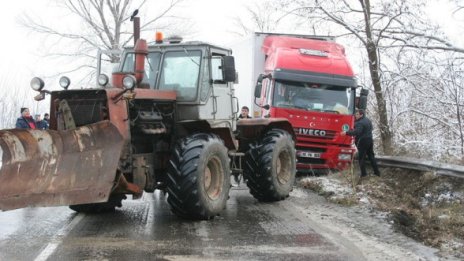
[
  {"x1": 121, "y1": 50, "x2": 201, "y2": 101},
  {"x1": 272, "y1": 80, "x2": 354, "y2": 115}
]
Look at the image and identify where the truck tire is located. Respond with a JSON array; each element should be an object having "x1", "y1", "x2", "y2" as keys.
[
  {"x1": 244, "y1": 129, "x2": 296, "y2": 202},
  {"x1": 167, "y1": 133, "x2": 231, "y2": 220},
  {"x1": 69, "y1": 194, "x2": 126, "y2": 213}
]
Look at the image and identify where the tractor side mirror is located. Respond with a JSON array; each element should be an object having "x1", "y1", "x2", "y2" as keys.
[
  {"x1": 358, "y1": 88, "x2": 369, "y2": 110},
  {"x1": 222, "y1": 56, "x2": 236, "y2": 82}
]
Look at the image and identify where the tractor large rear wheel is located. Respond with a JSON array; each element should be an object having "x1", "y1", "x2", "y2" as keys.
[
  {"x1": 167, "y1": 133, "x2": 230, "y2": 220},
  {"x1": 244, "y1": 129, "x2": 296, "y2": 202}
]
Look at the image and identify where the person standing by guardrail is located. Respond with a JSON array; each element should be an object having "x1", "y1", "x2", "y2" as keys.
[{"x1": 341, "y1": 109, "x2": 380, "y2": 178}]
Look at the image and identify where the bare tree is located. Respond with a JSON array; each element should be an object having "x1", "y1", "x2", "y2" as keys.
[
  {"x1": 19, "y1": 0, "x2": 186, "y2": 83},
  {"x1": 411, "y1": 55, "x2": 464, "y2": 161},
  {"x1": 231, "y1": 0, "x2": 307, "y2": 36}
]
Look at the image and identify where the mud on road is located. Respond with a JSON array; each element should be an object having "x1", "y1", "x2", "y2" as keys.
[{"x1": 299, "y1": 167, "x2": 464, "y2": 260}]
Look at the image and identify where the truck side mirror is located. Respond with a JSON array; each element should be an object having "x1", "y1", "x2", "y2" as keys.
[
  {"x1": 222, "y1": 56, "x2": 236, "y2": 82},
  {"x1": 254, "y1": 74, "x2": 270, "y2": 98},
  {"x1": 358, "y1": 88, "x2": 369, "y2": 110}
]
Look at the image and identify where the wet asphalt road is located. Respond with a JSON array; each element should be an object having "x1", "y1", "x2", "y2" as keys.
[{"x1": 0, "y1": 185, "x2": 364, "y2": 261}]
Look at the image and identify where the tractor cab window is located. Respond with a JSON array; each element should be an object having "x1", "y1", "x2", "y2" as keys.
[
  {"x1": 159, "y1": 50, "x2": 201, "y2": 101},
  {"x1": 211, "y1": 56, "x2": 225, "y2": 85},
  {"x1": 121, "y1": 52, "x2": 161, "y2": 88},
  {"x1": 272, "y1": 80, "x2": 354, "y2": 115}
]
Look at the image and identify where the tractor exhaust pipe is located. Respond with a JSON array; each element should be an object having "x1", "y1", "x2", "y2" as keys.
[
  {"x1": 133, "y1": 16, "x2": 140, "y2": 45},
  {"x1": 131, "y1": 9, "x2": 140, "y2": 45},
  {"x1": 134, "y1": 39, "x2": 148, "y2": 84},
  {"x1": 132, "y1": 10, "x2": 147, "y2": 84},
  {"x1": 112, "y1": 11, "x2": 146, "y2": 88}
]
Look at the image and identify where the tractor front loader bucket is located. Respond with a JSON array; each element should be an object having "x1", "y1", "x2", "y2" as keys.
[{"x1": 0, "y1": 121, "x2": 124, "y2": 211}]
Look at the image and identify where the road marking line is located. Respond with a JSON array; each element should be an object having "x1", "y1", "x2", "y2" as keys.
[{"x1": 34, "y1": 213, "x2": 84, "y2": 261}]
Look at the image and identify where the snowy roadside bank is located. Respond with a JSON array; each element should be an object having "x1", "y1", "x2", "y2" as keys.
[{"x1": 297, "y1": 168, "x2": 464, "y2": 260}]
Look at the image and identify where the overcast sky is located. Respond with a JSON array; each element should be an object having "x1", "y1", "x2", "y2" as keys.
[
  {"x1": 0, "y1": 0, "x2": 462, "y2": 96},
  {"x1": 0, "y1": 0, "x2": 254, "y2": 67}
]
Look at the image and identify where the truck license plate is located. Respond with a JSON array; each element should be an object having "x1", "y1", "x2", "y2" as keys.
[{"x1": 297, "y1": 151, "x2": 321, "y2": 158}]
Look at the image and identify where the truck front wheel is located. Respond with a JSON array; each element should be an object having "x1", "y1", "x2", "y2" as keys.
[
  {"x1": 244, "y1": 129, "x2": 296, "y2": 202},
  {"x1": 167, "y1": 133, "x2": 230, "y2": 220}
]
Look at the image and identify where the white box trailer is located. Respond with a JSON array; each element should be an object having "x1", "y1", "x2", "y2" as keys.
[{"x1": 229, "y1": 33, "x2": 266, "y2": 117}]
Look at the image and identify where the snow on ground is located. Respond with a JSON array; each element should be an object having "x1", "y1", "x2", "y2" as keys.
[{"x1": 297, "y1": 169, "x2": 464, "y2": 260}]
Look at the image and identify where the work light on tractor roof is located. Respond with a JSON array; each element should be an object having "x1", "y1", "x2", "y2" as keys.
[
  {"x1": 30, "y1": 77, "x2": 44, "y2": 91},
  {"x1": 59, "y1": 76, "x2": 71, "y2": 90}
]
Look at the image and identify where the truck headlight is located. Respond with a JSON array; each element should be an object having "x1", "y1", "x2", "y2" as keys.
[
  {"x1": 30, "y1": 77, "x2": 45, "y2": 91},
  {"x1": 338, "y1": 153, "x2": 351, "y2": 161},
  {"x1": 122, "y1": 75, "x2": 136, "y2": 90},
  {"x1": 59, "y1": 76, "x2": 71, "y2": 90}
]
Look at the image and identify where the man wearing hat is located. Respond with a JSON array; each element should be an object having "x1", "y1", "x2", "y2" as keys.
[{"x1": 15, "y1": 107, "x2": 36, "y2": 129}]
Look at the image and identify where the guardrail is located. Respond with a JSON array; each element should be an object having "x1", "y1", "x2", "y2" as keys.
[{"x1": 376, "y1": 156, "x2": 464, "y2": 179}]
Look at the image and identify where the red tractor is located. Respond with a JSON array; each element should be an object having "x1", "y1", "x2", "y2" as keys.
[{"x1": 0, "y1": 17, "x2": 297, "y2": 220}]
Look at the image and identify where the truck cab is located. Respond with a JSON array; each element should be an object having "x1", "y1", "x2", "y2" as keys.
[{"x1": 249, "y1": 33, "x2": 363, "y2": 173}]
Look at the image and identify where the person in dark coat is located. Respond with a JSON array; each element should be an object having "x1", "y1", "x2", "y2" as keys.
[
  {"x1": 43, "y1": 113, "x2": 50, "y2": 130},
  {"x1": 35, "y1": 114, "x2": 48, "y2": 130},
  {"x1": 341, "y1": 109, "x2": 380, "y2": 178},
  {"x1": 16, "y1": 107, "x2": 36, "y2": 129},
  {"x1": 43, "y1": 113, "x2": 50, "y2": 128},
  {"x1": 238, "y1": 106, "x2": 252, "y2": 120}
]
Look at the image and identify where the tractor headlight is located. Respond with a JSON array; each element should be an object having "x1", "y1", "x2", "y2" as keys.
[
  {"x1": 59, "y1": 76, "x2": 71, "y2": 90},
  {"x1": 338, "y1": 153, "x2": 351, "y2": 161},
  {"x1": 30, "y1": 77, "x2": 45, "y2": 91},
  {"x1": 122, "y1": 75, "x2": 136, "y2": 90},
  {"x1": 98, "y1": 74, "x2": 109, "y2": 87}
]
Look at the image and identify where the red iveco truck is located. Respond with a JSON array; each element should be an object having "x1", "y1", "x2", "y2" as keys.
[{"x1": 232, "y1": 33, "x2": 368, "y2": 174}]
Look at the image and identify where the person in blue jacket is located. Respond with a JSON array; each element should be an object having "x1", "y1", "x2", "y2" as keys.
[
  {"x1": 15, "y1": 107, "x2": 36, "y2": 129},
  {"x1": 43, "y1": 113, "x2": 50, "y2": 129},
  {"x1": 341, "y1": 109, "x2": 380, "y2": 178},
  {"x1": 35, "y1": 114, "x2": 49, "y2": 130}
]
